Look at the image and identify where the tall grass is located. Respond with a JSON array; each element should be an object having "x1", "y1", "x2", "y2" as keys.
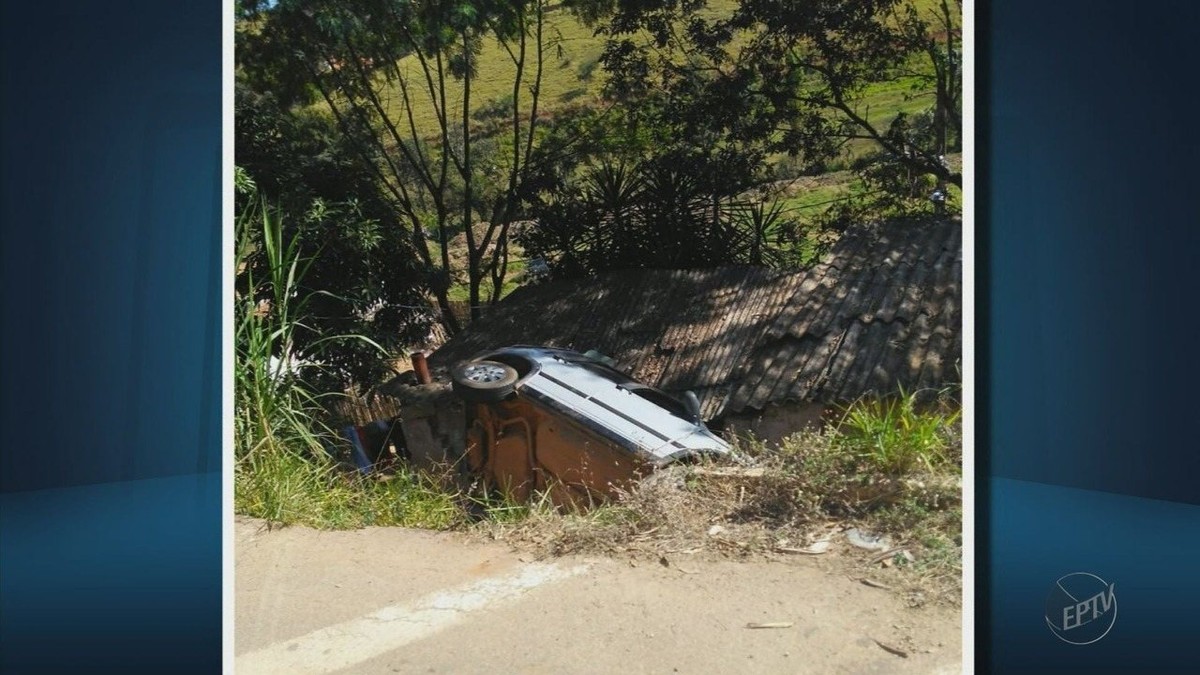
[
  {"x1": 234, "y1": 189, "x2": 466, "y2": 529},
  {"x1": 234, "y1": 198, "x2": 327, "y2": 463}
]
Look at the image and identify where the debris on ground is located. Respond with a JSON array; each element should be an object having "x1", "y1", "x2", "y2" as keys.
[
  {"x1": 872, "y1": 638, "x2": 909, "y2": 658},
  {"x1": 692, "y1": 467, "x2": 767, "y2": 479},
  {"x1": 775, "y1": 540, "x2": 830, "y2": 555},
  {"x1": 846, "y1": 528, "x2": 891, "y2": 551},
  {"x1": 869, "y1": 548, "x2": 916, "y2": 566}
]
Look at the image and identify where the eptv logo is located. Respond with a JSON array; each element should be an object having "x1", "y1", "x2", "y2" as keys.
[{"x1": 1044, "y1": 572, "x2": 1117, "y2": 645}]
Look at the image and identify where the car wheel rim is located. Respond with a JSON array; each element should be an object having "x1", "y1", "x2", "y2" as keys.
[{"x1": 464, "y1": 363, "x2": 507, "y2": 383}]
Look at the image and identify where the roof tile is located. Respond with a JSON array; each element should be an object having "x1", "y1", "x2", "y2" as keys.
[{"x1": 428, "y1": 218, "x2": 962, "y2": 420}]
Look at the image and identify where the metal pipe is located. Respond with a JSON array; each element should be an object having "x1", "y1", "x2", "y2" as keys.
[{"x1": 411, "y1": 351, "x2": 432, "y2": 385}]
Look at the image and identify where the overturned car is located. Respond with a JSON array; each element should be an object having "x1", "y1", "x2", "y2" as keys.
[{"x1": 450, "y1": 346, "x2": 732, "y2": 508}]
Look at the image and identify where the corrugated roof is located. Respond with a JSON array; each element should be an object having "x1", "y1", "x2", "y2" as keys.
[{"x1": 429, "y1": 218, "x2": 961, "y2": 421}]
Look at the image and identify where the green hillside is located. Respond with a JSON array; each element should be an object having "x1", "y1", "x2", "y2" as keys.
[{"x1": 373, "y1": 0, "x2": 955, "y2": 145}]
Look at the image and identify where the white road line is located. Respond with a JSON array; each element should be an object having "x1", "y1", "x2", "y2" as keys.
[{"x1": 236, "y1": 562, "x2": 589, "y2": 675}]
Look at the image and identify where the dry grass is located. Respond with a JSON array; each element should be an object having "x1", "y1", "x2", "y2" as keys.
[{"x1": 471, "y1": 424, "x2": 963, "y2": 605}]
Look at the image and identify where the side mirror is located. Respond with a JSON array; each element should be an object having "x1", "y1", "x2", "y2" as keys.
[{"x1": 682, "y1": 390, "x2": 702, "y2": 423}]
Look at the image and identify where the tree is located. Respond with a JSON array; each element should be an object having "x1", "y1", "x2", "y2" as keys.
[
  {"x1": 238, "y1": 0, "x2": 560, "y2": 333},
  {"x1": 235, "y1": 82, "x2": 434, "y2": 388},
  {"x1": 519, "y1": 111, "x2": 806, "y2": 277},
  {"x1": 581, "y1": 0, "x2": 962, "y2": 187}
]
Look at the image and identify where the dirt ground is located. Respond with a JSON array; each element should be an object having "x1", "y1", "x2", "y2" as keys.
[{"x1": 235, "y1": 516, "x2": 962, "y2": 674}]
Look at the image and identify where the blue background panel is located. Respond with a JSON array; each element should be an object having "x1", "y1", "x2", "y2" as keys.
[
  {"x1": 0, "y1": 2, "x2": 223, "y2": 672},
  {"x1": 986, "y1": 0, "x2": 1200, "y2": 669}
]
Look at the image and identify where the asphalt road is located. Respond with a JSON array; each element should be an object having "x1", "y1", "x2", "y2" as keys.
[{"x1": 235, "y1": 517, "x2": 962, "y2": 674}]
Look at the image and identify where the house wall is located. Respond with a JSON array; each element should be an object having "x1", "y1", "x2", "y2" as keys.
[{"x1": 719, "y1": 402, "x2": 832, "y2": 448}]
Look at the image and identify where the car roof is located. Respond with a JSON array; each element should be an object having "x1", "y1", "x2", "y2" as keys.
[{"x1": 475, "y1": 346, "x2": 731, "y2": 462}]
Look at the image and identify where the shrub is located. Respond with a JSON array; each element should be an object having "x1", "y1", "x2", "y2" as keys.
[{"x1": 834, "y1": 386, "x2": 962, "y2": 475}]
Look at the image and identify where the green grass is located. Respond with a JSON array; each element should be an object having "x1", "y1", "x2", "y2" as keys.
[
  {"x1": 236, "y1": 449, "x2": 464, "y2": 529},
  {"x1": 443, "y1": 259, "x2": 528, "y2": 302},
  {"x1": 380, "y1": 4, "x2": 611, "y2": 140},
  {"x1": 367, "y1": 0, "x2": 950, "y2": 143},
  {"x1": 776, "y1": 174, "x2": 863, "y2": 215},
  {"x1": 835, "y1": 385, "x2": 962, "y2": 475},
  {"x1": 427, "y1": 238, "x2": 528, "y2": 303},
  {"x1": 861, "y1": 70, "x2": 944, "y2": 126}
]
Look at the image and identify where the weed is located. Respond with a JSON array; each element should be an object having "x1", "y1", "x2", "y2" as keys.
[
  {"x1": 834, "y1": 386, "x2": 962, "y2": 475},
  {"x1": 867, "y1": 495, "x2": 963, "y2": 600}
]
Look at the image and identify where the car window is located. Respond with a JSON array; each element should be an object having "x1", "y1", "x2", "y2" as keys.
[{"x1": 628, "y1": 387, "x2": 691, "y2": 420}]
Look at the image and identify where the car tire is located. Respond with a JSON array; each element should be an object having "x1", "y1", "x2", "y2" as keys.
[{"x1": 451, "y1": 360, "x2": 519, "y2": 403}]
